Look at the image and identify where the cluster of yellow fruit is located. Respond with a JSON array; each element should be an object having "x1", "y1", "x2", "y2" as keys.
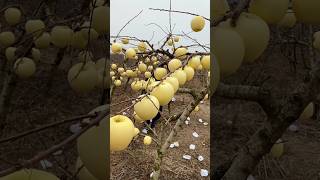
[
  {"x1": 111, "y1": 40, "x2": 148, "y2": 60},
  {"x1": 213, "y1": 0, "x2": 320, "y2": 78}
]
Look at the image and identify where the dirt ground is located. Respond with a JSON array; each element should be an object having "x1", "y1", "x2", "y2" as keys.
[
  {"x1": 110, "y1": 61, "x2": 211, "y2": 180},
  {"x1": 212, "y1": 46, "x2": 320, "y2": 180}
]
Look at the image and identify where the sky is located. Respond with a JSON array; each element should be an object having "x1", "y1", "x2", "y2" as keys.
[{"x1": 110, "y1": 0, "x2": 210, "y2": 52}]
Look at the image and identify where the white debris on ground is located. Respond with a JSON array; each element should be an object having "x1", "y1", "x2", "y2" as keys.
[
  {"x1": 187, "y1": 117, "x2": 191, "y2": 121},
  {"x1": 171, "y1": 97, "x2": 176, "y2": 102},
  {"x1": 40, "y1": 159, "x2": 53, "y2": 169},
  {"x1": 142, "y1": 128, "x2": 148, "y2": 134},
  {"x1": 203, "y1": 122, "x2": 208, "y2": 126},
  {"x1": 182, "y1": 154, "x2": 192, "y2": 160},
  {"x1": 69, "y1": 123, "x2": 81, "y2": 133},
  {"x1": 288, "y1": 124, "x2": 299, "y2": 132},
  {"x1": 169, "y1": 144, "x2": 175, "y2": 148},
  {"x1": 198, "y1": 118, "x2": 203, "y2": 123},
  {"x1": 192, "y1": 132, "x2": 199, "y2": 138},
  {"x1": 185, "y1": 120, "x2": 189, "y2": 125},
  {"x1": 173, "y1": 141, "x2": 179, "y2": 147},
  {"x1": 198, "y1": 155, "x2": 204, "y2": 161},
  {"x1": 200, "y1": 169, "x2": 208, "y2": 177},
  {"x1": 150, "y1": 172, "x2": 154, "y2": 178},
  {"x1": 200, "y1": 101, "x2": 204, "y2": 104},
  {"x1": 189, "y1": 144, "x2": 196, "y2": 150},
  {"x1": 122, "y1": 112, "x2": 127, "y2": 115}
]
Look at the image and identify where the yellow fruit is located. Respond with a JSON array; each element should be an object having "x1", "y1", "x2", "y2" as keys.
[
  {"x1": 117, "y1": 67, "x2": 124, "y2": 73},
  {"x1": 14, "y1": 57, "x2": 36, "y2": 78},
  {"x1": 154, "y1": 68, "x2": 167, "y2": 80},
  {"x1": 34, "y1": 32, "x2": 51, "y2": 49},
  {"x1": 67, "y1": 62, "x2": 98, "y2": 93},
  {"x1": 95, "y1": 58, "x2": 107, "y2": 70},
  {"x1": 133, "y1": 128, "x2": 140, "y2": 136},
  {"x1": 0, "y1": 31, "x2": 15, "y2": 47},
  {"x1": 298, "y1": 102, "x2": 314, "y2": 120},
  {"x1": 292, "y1": 0, "x2": 320, "y2": 25},
  {"x1": 144, "y1": 71, "x2": 152, "y2": 78},
  {"x1": 138, "y1": 63, "x2": 147, "y2": 72},
  {"x1": 148, "y1": 65, "x2": 153, "y2": 71},
  {"x1": 144, "y1": 136, "x2": 152, "y2": 145},
  {"x1": 164, "y1": 76, "x2": 179, "y2": 93},
  {"x1": 110, "y1": 115, "x2": 135, "y2": 151},
  {"x1": 138, "y1": 42, "x2": 147, "y2": 52},
  {"x1": 71, "y1": 31, "x2": 87, "y2": 49},
  {"x1": 220, "y1": 13, "x2": 269, "y2": 63},
  {"x1": 212, "y1": 0, "x2": 230, "y2": 21},
  {"x1": 270, "y1": 139, "x2": 284, "y2": 158},
  {"x1": 183, "y1": 66, "x2": 195, "y2": 81},
  {"x1": 76, "y1": 158, "x2": 97, "y2": 180},
  {"x1": 174, "y1": 36, "x2": 180, "y2": 42},
  {"x1": 51, "y1": 26, "x2": 73, "y2": 48},
  {"x1": 174, "y1": 47, "x2": 188, "y2": 59},
  {"x1": 110, "y1": 71, "x2": 115, "y2": 76},
  {"x1": 111, "y1": 43, "x2": 122, "y2": 54},
  {"x1": 133, "y1": 111, "x2": 144, "y2": 123},
  {"x1": 248, "y1": 0, "x2": 289, "y2": 24},
  {"x1": 197, "y1": 64, "x2": 203, "y2": 70},
  {"x1": 194, "y1": 105, "x2": 200, "y2": 112},
  {"x1": 126, "y1": 48, "x2": 136, "y2": 59},
  {"x1": 25, "y1": 20, "x2": 45, "y2": 36},
  {"x1": 134, "y1": 95, "x2": 160, "y2": 120},
  {"x1": 191, "y1": 16, "x2": 205, "y2": 32},
  {"x1": 96, "y1": 69, "x2": 109, "y2": 89},
  {"x1": 31, "y1": 48, "x2": 41, "y2": 62},
  {"x1": 171, "y1": 69, "x2": 187, "y2": 86},
  {"x1": 4, "y1": 8, "x2": 21, "y2": 25},
  {"x1": 167, "y1": 39, "x2": 174, "y2": 46},
  {"x1": 121, "y1": 38, "x2": 129, "y2": 44},
  {"x1": 131, "y1": 80, "x2": 142, "y2": 91},
  {"x1": 204, "y1": 94, "x2": 209, "y2": 100},
  {"x1": 111, "y1": 63, "x2": 117, "y2": 69},
  {"x1": 151, "y1": 56, "x2": 157, "y2": 62},
  {"x1": 91, "y1": 6, "x2": 109, "y2": 34},
  {"x1": 168, "y1": 59, "x2": 182, "y2": 72},
  {"x1": 201, "y1": 55, "x2": 210, "y2": 70},
  {"x1": 212, "y1": 27, "x2": 244, "y2": 77},
  {"x1": 150, "y1": 81, "x2": 174, "y2": 105},
  {"x1": 114, "y1": 79, "x2": 121, "y2": 86},
  {"x1": 188, "y1": 56, "x2": 201, "y2": 69},
  {"x1": 210, "y1": 55, "x2": 221, "y2": 94},
  {"x1": 80, "y1": 21, "x2": 99, "y2": 41},
  {"x1": 278, "y1": 10, "x2": 297, "y2": 28},
  {"x1": 1, "y1": 169, "x2": 59, "y2": 180},
  {"x1": 126, "y1": 69, "x2": 134, "y2": 77},
  {"x1": 5, "y1": 47, "x2": 16, "y2": 62},
  {"x1": 77, "y1": 105, "x2": 107, "y2": 180}
]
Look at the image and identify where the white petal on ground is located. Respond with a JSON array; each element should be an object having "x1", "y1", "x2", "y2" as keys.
[
  {"x1": 185, "y1": 120, "x2": 189, "y2": 125},
  {"x1": 203, "y1": 122, "x2": 208, "y2": 126},
  {"x1": 189, "y1": 144, "x2": 196, "y2": 150},
  {"x1": 198, "y1": 155, "x2": 204, "y2": 161},
  {"x1": 182, "y1": 154, "x2": 192, "y2": 160},
  {"x1": 198, "y1": 118, "x2": 203, "y2": 123},
  {"x1": 142, "y1": 128, "x2": 148, "y2": 134},
  {"x1": 200, "y1": 169, "x2": 208, "y2": 177},
  {"x1": 187, "y1": 117, "x2": 191, "y2": 121},
  {"x1": 173, "y1": 141, "x2": 179, "y2": 147},
  {"x1": 169, "y1": 144, "x2": 175, "y2": 148},
  {"x1": 192, "y1": 132, "x2": 199, "y2": 138},
  {"x1": 171, "y1": 97, "x2": 176, "y2": 102}
]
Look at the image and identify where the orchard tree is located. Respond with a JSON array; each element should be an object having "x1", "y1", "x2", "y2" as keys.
[
  {"x1": 212, "y1": 0, "x2": 320, "y2": 179},
  {"x1": 109, "y1": 2, "x2": 211, "y2": 179}
]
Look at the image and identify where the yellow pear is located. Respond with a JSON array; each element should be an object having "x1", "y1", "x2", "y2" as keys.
[
  {"x1": 121, "y1": 37, "x2": 129, "y2": 44},
  {"x1": 14, "y1": 57, "x2": 36, "y2": 78},
  {"x1": 138, "y1": 62, "x2": 147, "y2": 72},
  {"x1": 278, "y1": 10, "x2": 297, "y2": 28},
  {"x1": 31, "y1": 48, "x2": 41, "y2": 62},
  {"x1": 171, "y1": 69, "x2": 187, "y2": 86},
  {"x1": 134, "y1": 95, "x2": 160, "y2": 120},
  {"x1": 220, "y1": 13, "x2": 270, "y2": 63},
  {"x1": 5, "y1": 47, "x2": 17, "y2": 62},
  {"x1": 67, "y1": 62, "x2": 98, "y2": 93},
  {"x1": 212, "y1": 0, "x2": 230, "y2": 21},
  {"x1": 4, "y1": 7, "x2": 21, "y2": 25},
  {"x1": 77, "y1": 105, "x2": 108, "y2": 180},
  {"x1": 111, "y1": 43, "x2": 122, "y2": 54},
  {"x1": 138, "y1": 41, "x2": 147, "y2": 52},
  {"x1": 126, "y1": 48, "x2": 136, "y2": 59},
  {"x1": 201, "y1": 55, "x2": 210, "y2": 70},
  {"x1": 110, "y1": 115, "x2": 135, "y2": 151},
  {"x1": 144, "y1": 136, "x2": 152, "y2": 145},
  {"x1": 249, "y1": 0, "x2": 289, "y2": 24},
  {"x1": 188, "y1": 56, "x2": 201, "y2": 69},
  {"x1": 164, "y1": 76, "x2": 179, "y2": 93},
  {"x1": 298, "y1": 102, "x2": 314, "y2": 120},
  {"x1": 91, "y1": 6, "x2": 109, "y2": 34},
  {"x1": 174, "y1": 47, "x2": 187, "y2": 59},
  {"x1": 168, "y1": 59, "x2": 182, "y2": 72},
  {"x1": 270, "y1": 139, "x2": 284, "y2": 158},
  {"x1": 133, "y1": 128, "x2": 140, "y2": 137},
  {"x1": 191, "y1": 16, "x2": 205, "y2": 32},
  {"x1": 212, "y1": 27, "x2": 244, "y2": 77},
  {"x1": 150, "y1": 81, "x2": 174, "y2": 105},
  {"x1": 114, "y1": 79, "x2": 121, "y2": 86},
  {"x1": 51, "y1": 26, "x2": 73, "y2": 48},
  {"x1": 0, "y1": 31, "x2": 15, "y2": 47},
  {"x1": 154, "y1": 67, "x2": 167, "y2": 80},
  {"x1": 34, "y1": 32, "x2": 51, "y2": 49},
  {"x1": 25, "y1": 20, "x2": 45, "y2": 36},
  {"x1": 183, "y1": 66, "x2": 195, "y2": 81}
]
